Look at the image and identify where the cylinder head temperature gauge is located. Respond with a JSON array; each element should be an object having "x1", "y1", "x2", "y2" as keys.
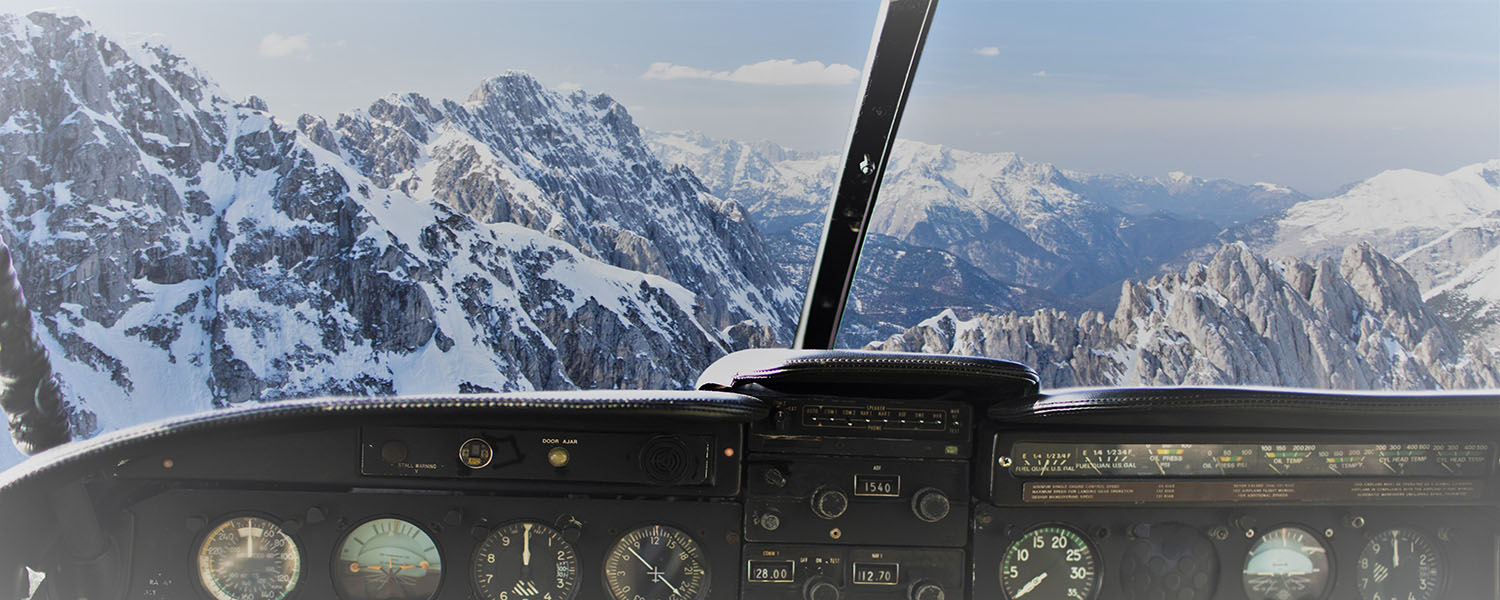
[{"x1": 194, "y1": 515, "x2": 302, "y2": 600}]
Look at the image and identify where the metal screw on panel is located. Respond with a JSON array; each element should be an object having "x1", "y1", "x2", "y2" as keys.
[
  {"x1": 1343, "y1": 514, "x2": 1366, "y2": 529},
  {"x1": 1207, "y1": 526, "x2": 1229, "y2": 541},
  {"x1": 764, "y1": 468, "x2": 788, "y2": 489},
  {"x1": 1244, "y1": 528, "x2": 1256, "y2": 539},
  {"x1": 1324, "y1": 528, "x2": 1335, "y2": 539},
  {"x1": 998, "y1": 456, "x2": 1013, "y2": 468},
  {"x1": 760, "y1": 512, "x2": 782, "y2": 532},
  {"x1": 859, "y1": 155, "x2": 875, "y2": 176},
  {"x1": 829, "y1": 528, "x2": 843, "y2": 540}
]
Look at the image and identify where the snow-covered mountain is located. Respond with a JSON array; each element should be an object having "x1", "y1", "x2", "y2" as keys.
[
  {"x1": 0, "y1": 11, "x2": 770, "y2": 453},
  {"x1": 648, "y1": 132, "x2": 1243, "y2": 302},
  {"x1": 1240, "y1": 161, "x2": 1500, "y2": 351},
  {"x1": 1062, "y1": 169, "x2": 1306, "y2": 226},
  {"x1": 299, "y1": 82, "x2": 798, "y2": 339},
  {"x1": 872, "y1": 243, "x2": 1500, "y2": 390}
]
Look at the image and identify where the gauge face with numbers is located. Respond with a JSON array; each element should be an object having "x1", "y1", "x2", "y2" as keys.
[
  {"x1": 1356, "y1": 529, "x2": 1444, "y2": 600},
  {"x1": 471, "y1": 521, "x2": 581, "y2": 600},
  {"x1": 195, "y1": 515, "x2": 302, "y2": 600},
  {"x1": 603, "y1": 525, "x2": 710, "y2": 600},
  {"x1": 333, "y1": 517, "x2": 443, "y2": 600},
  {"x1": 999, "y1": 525, "x2": 1099, "y2": 600}
]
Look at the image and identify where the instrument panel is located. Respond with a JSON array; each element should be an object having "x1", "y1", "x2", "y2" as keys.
[
  {"x1": 971, "y1": 506, "x2": 1497, "y2": 600},
  {"x1": 128, "y1": 489, "x2": 742, "y2": 600}
]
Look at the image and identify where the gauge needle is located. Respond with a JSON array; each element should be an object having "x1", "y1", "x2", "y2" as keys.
[
  {"x1": 658, "y1": 576, "x2": 683, "y2": 598},
  {"x1": 1393, "y1": 538, "x2": 1399, "y2": 568},
  {"x1": 523, "y1": 523, "x2": 532, "y2": 567},
  {"x1": 246, "y1": 534, "x2": 253, "y2": 556},
  {"x1": 1013, "y1": 571, "x2": 1048, "y2": 598},
  {"x1": 628, "y1": 547, "x2": 657, "y2": 571}
]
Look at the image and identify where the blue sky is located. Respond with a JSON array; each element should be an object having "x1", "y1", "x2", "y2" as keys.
[{"x1": 3, "y1": 0, "x2": 1496, "y2": 194}]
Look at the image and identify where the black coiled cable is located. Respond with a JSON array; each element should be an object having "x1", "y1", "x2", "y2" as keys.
[{"x1": 0, "y1": 241, "x2": 71, "y2": 455}]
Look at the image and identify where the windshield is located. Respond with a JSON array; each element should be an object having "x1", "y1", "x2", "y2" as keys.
[
  {"x1": 0, "y1": 0, "x2": 876, "y2": 466},
  {"x1": 838, "y1": 0, "x2": 1500, "y2": 390}
]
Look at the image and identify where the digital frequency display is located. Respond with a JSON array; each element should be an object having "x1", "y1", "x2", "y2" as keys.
[{"x1": 1009, "y1": 442, "x2": 1493, "y2": 478}]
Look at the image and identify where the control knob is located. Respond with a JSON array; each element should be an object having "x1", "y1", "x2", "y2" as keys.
[
  {"x1": 911, "y1": 487, "x2": 951, "y2": 523},
  {"x1": 804, "y1": 577, "x2": 840, "y2": 600},
  {"x1": 810, "y1": 487, "x2": 848, "y2": 520},
  {"x1": 910, "y1": 581, "x2": 945, "y2": 600}
]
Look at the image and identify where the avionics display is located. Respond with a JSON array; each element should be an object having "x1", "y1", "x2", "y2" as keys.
[{"x1": 1009, "y1": 442, "x2": 1493, "y2": 478}]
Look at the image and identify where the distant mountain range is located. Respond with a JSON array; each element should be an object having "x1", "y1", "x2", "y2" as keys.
[{"x1": 0, "y1": 10, "x2": 1495, "y2": 469}]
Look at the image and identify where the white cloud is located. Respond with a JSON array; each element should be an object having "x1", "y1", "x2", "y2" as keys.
[
  {"x1": 641, "y1": 59, "x2": 859, "y2": 86},
  {"x1": 555, "y1": 81, "x2": 583, "y2": 93},
  {"x1": 1032, "y1": 70, "x2": 1049, "y2": 77},
  {"x1": 258, "y1": 33, "x2": 311, "y2": 59},
  {"x1": 973, "y1": 46, "x2": 1001, "y2": 57}
]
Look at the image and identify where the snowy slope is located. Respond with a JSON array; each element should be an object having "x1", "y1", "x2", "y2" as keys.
[
  {"x1": 299, "y1": 80, "x2": 799, "y2": 341},
  {"x1": 0, "y1": 11, "x2": 735, "y2": 468}
]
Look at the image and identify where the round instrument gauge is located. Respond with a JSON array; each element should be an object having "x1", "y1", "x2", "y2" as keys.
[
  {"x1": 195, "y1": 515, "x2": 302, "y2": 600},
  {"x1": 1356, "y1": 528, "x2": 1445, "y2": 600},
  {"x1": 1118, "y1": 522, "x2": 1218, "y2": 600},
  {"x1": 1242, "y1": 525, "x2": 1333, "y2": 600},
  {"x1": 471, "y1": 521, "x2": 581, "y2": 600},
  {"x1": 602, "y1": 524, "x2": 710, "y2": 600},
  {"x1": 333, "y1": 517, "x2": 444, "y2": 600},
  {"x1": 998, "y1": 524, "x2": 1100, "y2": 600}
]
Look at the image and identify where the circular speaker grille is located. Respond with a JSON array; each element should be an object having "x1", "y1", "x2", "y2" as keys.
[
  {"x1": 639, "y1": 436, "x2": 695, "y2": 484},
  {"x1": 1119, "y1": 522, "x2": 1219, "y2": 600}
]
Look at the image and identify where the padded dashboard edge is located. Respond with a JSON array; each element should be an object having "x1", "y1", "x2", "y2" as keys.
[
  {"x1": 992, "y1": 386, "x2": 1500, "y2": 431},
  {"x1": 0, "y1": 391, "x2": 766, "y2": 495}
]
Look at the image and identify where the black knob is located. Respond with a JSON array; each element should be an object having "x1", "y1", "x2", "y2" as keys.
[
  {"x1": 910, "y1": 581, "x2": 945, "y2": 600},
  {"x1": 911, "y1": 487, "x2": 951, "y2": 523},
  {"x1": 804, "y1": 578, "x2": 840, "y2": 600},
  {"x1": 763, "y1": 467, "x2": 788, "y2": 488},
  {"x1": 759, "y1": 511, "x2": 782, "y2": 531},
  {"x1": 810, "y1": 487, "x2": 848, "y2": 520}
]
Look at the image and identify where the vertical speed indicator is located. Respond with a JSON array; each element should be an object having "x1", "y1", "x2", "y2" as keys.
[{"x1": 999, "y1": 525, "x2": 1099, "y2": 600}]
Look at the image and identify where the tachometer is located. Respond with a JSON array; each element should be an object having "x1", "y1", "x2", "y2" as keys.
[
  {"x1": 1356, "y1": 528, "x2": 1444, "y2": 600},
  {"x1": 195, "y1": 515, "x2": 302, "y2": 600},
  {"x1": 998, "y1": 524, "x2": 1099, "y2": 600},
  {"x1": 603, "y1": 524, "x2": 710, "y2": 600},
  {"x1": 1242, "y1": 525, "x2": 1332, "y2": 600},
  {"x1": 472, "y1": 521, "x2": 581, "y2": 600},
  {"x1": 333, "y1": 517, "x2": 444, "y2": 600}
]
